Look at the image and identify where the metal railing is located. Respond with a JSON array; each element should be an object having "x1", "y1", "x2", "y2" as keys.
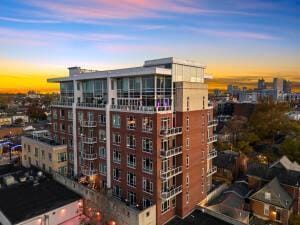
[
  {"x1": 160, "y1": 127, "x2": 182, "y2": 137},
  {"x1": 81, "y1": 136, "x2": 97, "y2": 144},
  {"x1": 111, "y1": 104, "x2": 171, "y2": 112},
  {"x1": 77, "y1": 102, "x2": 106, "y2": 108},
  {"x1": 80, "y1": 120, "x2": 97, "y2": 127},
  {"x1": 81, "y1": 167, "x2": 98, "y2": 176},
  {"x1": 208, "y1": 119, "x2": 218, "y2": 127},
  {"x1": 207, "y1": 135, "x2": 218, "y2": 144},
  {"x1": 207, "y1": 149, "x2": 218, "y2": 160},
  {"x1": 81, "y1": 152, "x2": 97, "y2": 160},
  {"x1": 51, "y1": 101, "x2": 73, "y2": 107},
  {"x1": 160, "y1": 146, "x2": 182, "y2": 158},
  {"x1": 207, "y1": 166, "x2": 217, "y2": 176},
  {"x1": 161, "y1": 185, "x2": 182, "y2": 200},
  {"x1": 160, "y1": 166, "x2": 182, "y2": 180}
]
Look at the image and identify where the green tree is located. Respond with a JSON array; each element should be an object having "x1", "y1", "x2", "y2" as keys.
[{"x1": 281, "y1": 137, "x2": 300, "y2": 163}]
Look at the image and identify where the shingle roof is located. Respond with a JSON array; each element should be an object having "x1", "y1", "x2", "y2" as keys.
[
  {"x1": 247, "y1": 162, "x2": 300, "y2": 187},
  {"x1": 213, "y1": 151, "x2": 238, "y2": 170},
  {"x1": 269, "y1": 156, "x2": 300, "y2": 172},
  {"x1": 250, "y1": 177, "x2": 293, "y2": 209}
]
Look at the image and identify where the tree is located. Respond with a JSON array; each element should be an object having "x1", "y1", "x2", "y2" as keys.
[
  {"x1": 290, "y1": 214, "x2": 300, "y2": 225},
  {"x1": 281, "y1": 137, "x2": 300, "y2": 163}
]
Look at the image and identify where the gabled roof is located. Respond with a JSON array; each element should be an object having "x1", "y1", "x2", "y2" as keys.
[
  {"x1": 250, "y1": 177, "x2": 293, "y2": 209},
  {"x1": 213, "y1": 151, "x2": 239, "y2": 170},
  {"x1": 269, "y1": 156, "x2": 300, "y2": 172}
]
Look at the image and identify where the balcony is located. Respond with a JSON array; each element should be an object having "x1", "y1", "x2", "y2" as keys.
[
  {"x1": 80, "y1": 121, "x2": 97, "y2": 127},
  {"x1": 81, "y1": 137, "x2": 97, "y2": 144},
  {"x1": 81, "y1": 152, "x2": 97, "y2": 160},
  {"x1": 160, "y1": 166, "x2": 182, "y2": 180},
  {"x1": 81, "y1": 166, "x2": 98, "y2": 176},
  {"x1": 208, "y1": 119, "x2": 218, "y2": 127},
  {"x1": 51, "y1": 101, "x2": 73, "y2": 107},
  {"x1": 207, "y1": 149, "x2": 217, "y2": 160},
  {"x1": 160, "y1": 127, "x2": 182, "y2": 137},
  {"x1": 111, "y1": 104, "x2": 171, "y2": 112},
  {"x1": 207, "y1": 135, "x2": 218, "y2": 144},
  {"x1": 77, "y1": 102, "x2": 106, "y2": 108},
  {"x1": 207, "y1": 166, "x2": 217, "y2": 176},
  {"x1": 160, "y1": 146, "x2": 182, "y2": 159},
  {"x1": 161, "y1": 185, "x2": 182, "y2": 201}
]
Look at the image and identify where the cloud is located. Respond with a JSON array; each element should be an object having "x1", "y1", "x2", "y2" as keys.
[
  {"x1": 187, "y1": 27, "x2": 280, "y2": 40},
  {"x1": 22, "y1": 0, "x2": 255, "y2": 22},
  {"x1": 0, "y1": 16, "x2": 60, "y2": 24},
  {"x1": 0, "y1": 26, "x2": 133, "y2": 46}
]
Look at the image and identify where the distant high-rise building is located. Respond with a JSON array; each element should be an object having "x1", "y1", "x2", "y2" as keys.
[
  {"x1": 283, "y1": 80, "x2": 292, "y2": 94},
  {"x1": 273, "y1": 78, "x2": 284, "y2": 100},
  {"x1": 227, "y1": 84, "x2": 233, "y2": 94},
  {"x1": 258, "y1": 78, "x2": 266, "y2": 90}
]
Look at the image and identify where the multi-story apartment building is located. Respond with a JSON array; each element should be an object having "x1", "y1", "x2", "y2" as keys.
[{"x1": 48, "y1": 57, "x2": 217, "y2": 225}]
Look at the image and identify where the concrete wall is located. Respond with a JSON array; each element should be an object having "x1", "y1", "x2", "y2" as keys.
[
  {"x1": 52, "y1": 172, "x2": 156, "y2": 225},
  {"x1": 21, "y1": 136, "x2": 68, "y2": 175}
]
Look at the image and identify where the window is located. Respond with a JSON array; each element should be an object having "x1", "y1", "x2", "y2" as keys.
[
  {"x1": 60, "y1": 109, "x2": 65, "y2": 119},
  {"x1": 112, "y1": 133, "x2": 121, "y2": 145},
  {"x1": 34, "y1": 147, "x2": 38, "y2": 157},
  {"x1": 48, "y1": 153, "x2": 52, "y2": 161},
  {"x1": 113, "y1": 185, "x2": 122, "y2": 198},
  {"x1": 186, "y1": 192, "x2": 190, "y2": 204},
  {"x1": 87, "y1": 112, "x2": 94, "y2": 121},
  {"x1": 265, "y1": 192, "x2": 271, "y2": 200},
  {"x1": 186, "y1": 117, "x2": 190, "y2": 131},
  {"x1": 264, "y1": 204, "x2": 269, "y2": 216},
  {"x1": 127, "y1": 115, "x2": 136, "y2": 130},
  {"x1": 127, "y1": 154, "x2": 136, "y2": 168},
  {"x1": 161, "y1": 200, "x2": 170, "y2": 213},
  {"x1": 186, "y1": 174, "x2": 189, "y2": 186},
  {"x1": 58, "y1": 152, "x2": 67, "y2": 162},
  {"x1": 128, "y1": 191, "x2": 136, "y2": 206},
  {"x1": 126, "y1": 135, "x2": 136, "y2": 149},
  {"x1": 53, "y1": 110, "x2": 58, "y2": 119},
  {"x1": 113, "y1": 168, "x2": 121, "y2": 181},
  {"x1": 142, "y1": 117, "x2": 153, "y2": 132},
  {"x1": 142, "y1": 138, "x2": 153, "y2": 153},
  {"x1": 67, "y1": 111, "x2": 73, "y2": 121},
  {"x1": 143, "y1": 198, "x2": 153, "y2": 209},
  {"x1": 187, "y1": 96, "x2": 190, "y2": 111},
  {"x1": 41, "y1": 150, "x2": 45, "y2": 159},
  {"x1": 99, "y1": 114, "x2": 106, "y2": 125},
  {"x1": 68, "y1": 124, "x2": 73, "y2": 134},
  {"x1": 99, "y1": 129, "x2": 106, "y2": 142},
  {"x1": 127, "y1": 172, "x2": 136, "y2": 187},
  {"x1": 186, "y1": 138, "x2": 190, "y2": 149},
  {"x1": 99, "y1": 147, "x2": 106, "y2": 159},
  {"x1": 143, "y1": 178, "x2": 153, "y2": 194},
  {"x1": 99, "y1": 162, "x2": 107, "y2": 175},
  {"x1": 113, "y1": 149, "x2": 121, "y2": 164},
  {"x1": 112, "y1": 114, "x2": 121, "y2": 128},
  {"x1": 78, "y1": 112, "x2": 83, "y2": 122},
  {"x1": 143, "y1": 158, "x2": 153, "y2": 174},
  {"x1": 58, "y1": 166, "x2": 67, "y2": 175},
  {"x1": 186, "y1": 155, "x2": 190, "y2": 168}
]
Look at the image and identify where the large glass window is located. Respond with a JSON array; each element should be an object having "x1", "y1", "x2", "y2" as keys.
[{"x1": 112, "y1": 114, "x2": 121, "y2": 128}]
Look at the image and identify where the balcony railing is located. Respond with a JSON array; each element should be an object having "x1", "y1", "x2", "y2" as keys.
[
  {"x1": 160, "y1": 127, "x2": 182, "y2": 137},
  {"x1": 81, "y1": 137, "x2": 97, "y2": 144},
  {"x1": 81, "y1": 152, "x2": 97, "y2": 160},
  {"x1": 160, "y1": 166, "x2": 182, "y2": 180},
  {"x1": 207, "y1": 149, "x2": 218, "y2": 160},
  {"x1": 207, "y1": 135, "x2": 218, "y2": 144},
  {"x1": 77, "y1": 102, "x2": 106, "y2": 108},
  {"x1": 208, "y1": 119, "x2": 218, "y2": 127},
  {"x1": 111, "y1": 104, "x2": 171, "y2": 112},
  {"x1": 161, "y1": 185, "x2": 182, "y2": 201},
  {"x1": 81, "y1": 167, "x2": 98, "y2": 176},
  {"x1": 207, "y1": 166, "x2": 217, "y2": 176},
  {"x1": 160, "y1": 146, "x2": 182, "y2": 158},
  {"x1": 80, "y1": 121, "x2": 97, "y2": 127},
  {"x1": 51, "y1": 101, "x2": 73, "y2": 107}
]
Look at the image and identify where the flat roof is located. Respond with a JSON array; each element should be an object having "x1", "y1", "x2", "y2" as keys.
[
  {"x1": 0, "y1": 165, "x2": 81, "y2": 224},
  {"x1": 166, "y1": 209, "x2": 231, "y2": 225},
  {"x1": 144, "y1": 57, "x2": 206, "y2": 68}
]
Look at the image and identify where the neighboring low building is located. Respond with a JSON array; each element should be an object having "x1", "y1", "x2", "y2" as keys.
[
  {"x1": 21, "y1": 130, "x2": 68, "y2": 175},
  {"x1": 0, "y1": 164, "x2": 82, "y2": 225},
  {"x1": 247, "y1": 156, "x2": 300, "y2": 215},
  {"x1": 11, "y1": 115, "x2": 29, "y2": 124},
  {"x1": 213, "y1": 150, "x2": 248, "y2": 183},
  {"x1": 250, "y1": 177, "x2": 293, "y2": 225},
  {"x1": 0, "y1": 117, "x2": 12, "y2": 127},
  {"x1": 0, "y1": 126, "x2": 24, "y2": 139}
]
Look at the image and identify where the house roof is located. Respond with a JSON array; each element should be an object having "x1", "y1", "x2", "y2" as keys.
[
  {"x1": 250, "y1": 177, "x2": 293, "y2": 209},
  {"x1": 213, "y1": 151, "x2": 239, "y2": 170},
  {"x1": 247, "y1": 162, "x2": 300, "y2": 187},
  {"x1": 269, "y1": 156, "x2": 300, "y2": 172}
]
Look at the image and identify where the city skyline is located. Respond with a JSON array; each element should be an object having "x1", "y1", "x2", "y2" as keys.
[{"x1": 0, "y1": 0, "x2": 299, "y2": 93}]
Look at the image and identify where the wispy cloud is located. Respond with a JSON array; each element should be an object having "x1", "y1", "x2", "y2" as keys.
[
  {"x1": 0, "y1": 27, "x2": 133, "y2": 46},
  {"x1": 0, "y1": 16, "x2": 60, "y2": 24},
  {"x1": 188, "y1": 27, "x2": 280, "y2": 40}
]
